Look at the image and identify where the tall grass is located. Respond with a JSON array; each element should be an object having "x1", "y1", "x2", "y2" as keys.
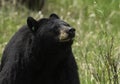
[{"x1": 0, "y1": 0, "x2": 120, "y2": 84}]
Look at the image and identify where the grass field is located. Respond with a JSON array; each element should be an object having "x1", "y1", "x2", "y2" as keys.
[{"x1": 0, "y1": 0, "x2": 120, "y2": 84}]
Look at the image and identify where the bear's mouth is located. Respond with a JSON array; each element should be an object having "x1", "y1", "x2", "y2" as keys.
[{"x1": 60, "y1": 38, "x2": 74, "y2": 42}]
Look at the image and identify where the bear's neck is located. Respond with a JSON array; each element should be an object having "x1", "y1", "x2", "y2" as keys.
[
  {"x1": 42, "y1": 42, "x2": 72, "y2": 53},
  {"x1": 32, "y1": 41, "x2": 72, "y2": 62},
  {"x1": 25, "y1": 41, "x2": 73, "y2": 77},
  {"x1": 39, "y1": 44, "x2": 72, "y2": 72}
]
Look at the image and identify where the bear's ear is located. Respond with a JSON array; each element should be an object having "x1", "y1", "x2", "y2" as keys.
[
  {"x1": 49, "y1": 13, "x2": 60, "y2": 19},
  {"x1": 27, "y1": 17, "x2": 38, "y2": 33}
]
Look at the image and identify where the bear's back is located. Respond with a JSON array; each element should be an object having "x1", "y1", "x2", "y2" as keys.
[{"x1": 0, "y1": 26, "x2": 32, "y2": 71}]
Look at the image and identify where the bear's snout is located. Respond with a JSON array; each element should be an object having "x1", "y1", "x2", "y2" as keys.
[
  {"x1": 59, "y1": 26, "x2": 75, "y2": 42},
  {"x1": 66, "y1": 28, "x2": 75, "y2": 38}
]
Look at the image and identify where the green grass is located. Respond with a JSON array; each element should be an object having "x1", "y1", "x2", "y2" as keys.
[{"x1": 0, "y1": 0, "x2": 120, "y2": 84}]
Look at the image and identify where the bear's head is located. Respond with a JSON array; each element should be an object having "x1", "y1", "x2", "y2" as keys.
[{"x1": 27, "y1": 13, "x2": 75, "y2": 46}]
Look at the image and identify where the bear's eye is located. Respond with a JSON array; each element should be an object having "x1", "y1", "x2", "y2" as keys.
[
  {"x1": 60, "y1": 21, "x2": 70, "y2": 27},
  {"x1": 53, "y1": 26, "x2": 59, "y2": 35},
  {"x1": 64, "y1": 23, "x2": 70, "y2": 27}
]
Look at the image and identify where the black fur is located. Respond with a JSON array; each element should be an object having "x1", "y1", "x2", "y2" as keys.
[{"x1": 0, "y1": 14, "x2": 80, "y2": 84}]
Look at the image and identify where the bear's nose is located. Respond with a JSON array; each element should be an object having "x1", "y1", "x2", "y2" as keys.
[
  {"x1": 67, "y1": 28, "x2": 76, "y2": 38},
  {"x1": 68, "y1": 28, "x2": 75, "y2": 33}
]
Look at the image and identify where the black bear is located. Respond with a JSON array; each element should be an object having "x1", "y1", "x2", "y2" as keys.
[{"x1": 0, "y1": 14, "x2": 80, "y2": 84}]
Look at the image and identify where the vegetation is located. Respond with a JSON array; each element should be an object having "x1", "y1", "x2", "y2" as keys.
[{"x1": 0, "y1": 0, "x2": 120, "y2": 84}]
